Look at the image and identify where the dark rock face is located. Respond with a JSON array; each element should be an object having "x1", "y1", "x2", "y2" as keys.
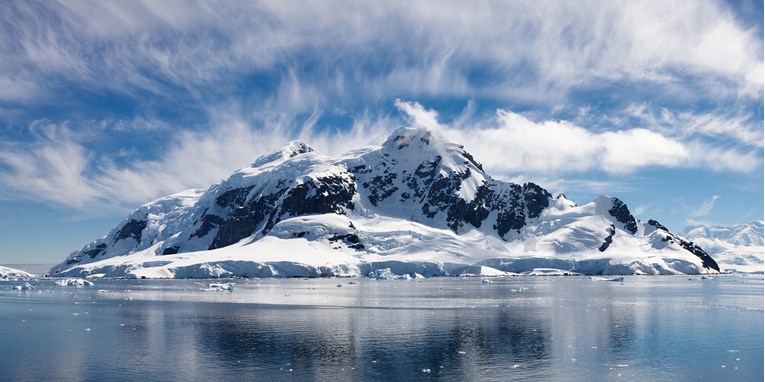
[
  {"x1": 647, "y1": 219, "x2": 668, "y2": 231},
  {"x1": 352, "y1": 146, "x2": 552, "y2": 238},
  {"x1": 461, "y1": 150, "x2": 484, "y2": 172},
  {"x1": 608, "y1": 198, "x2": 638, "y2": 234},
  {"x1": 161, "y1": 246, "x2": 180, "y2": 255},
  {"x1": 648, "y1": 220, "x2": 720, "y2": 272},
  {"x1": 84, "y1": 243, "x2": 107, "y2": 259},
  {"x1": 115, "y1": 219, "x2": 147, "y2": 243},
  {"x1": 192, "y1": 214, "x2": 224, "y2": 239},
  {"x1": 599, "y1": 225, "x2": 616, "y2": 252},
  {"x1": 210, "y1": 187, "x2": 287, "y2": 249},
  {"x1": 493, "y1": 184, "x2": 526, "y2": 237},
  {"x1": 280, "y1": 175, "x2": 356, "y2": 216},
  {"x1": 329, "y1": 233, "x2": 364, "y2": 250},
  {"x1": 195, "y1": 174, "x2": 358, "y2": 251},
  {"x1": 523, "y1": 183, "x2": 552, "y2": 219},
  {"x1": 677, "y1": 240, "x2": 719, "y2": 272},
  {"x1": 364, "y1": 172, "x2": 399, "y2": 206}
]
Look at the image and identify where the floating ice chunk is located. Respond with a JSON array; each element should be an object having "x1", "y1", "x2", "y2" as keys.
[
  {"x1": 481, "y1": 279, "x2": 492, "y2": 284},
  {"x1": 202, "y1": 282, "x2": 234, "y2": 292},
  {"x1": 56, "y1": 278, "x2": 94, "y2": 287},
  {"x1": 12, "y1": 282, "x2": 35, "y2": 291},
  {"x1": 368, "y1": 268, "x2": 411, "y2": 280},
  {"x1": 526, "y1": 268, "x2": 579, "y2": 276},
  {"x1": 455, "y1": 265, "x2": 507, "y2": 277},
  {"x1": 591, "y1": 276, "x2": 624, "y2": 282}
]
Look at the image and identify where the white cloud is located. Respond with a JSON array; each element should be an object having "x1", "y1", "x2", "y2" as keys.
[
  {"x1": 0, "y1": 101, "x2": 760, "y2": 211},
  {"x1": 693, "y1": 195, "x2": 721, "y2": 217},
  {"x1": 0, "y1": 109, "x2": 391, "y2": 209},
  {"x1": 394, "y1": 99, "x2": 442, "y2": 132},
  {"x1": 399, "y1": 101, "x2": 760, "y2": 175},
  {"x1": 0, "y1": 126, "x2": 100, "y2": 208},
  {"x1": 443, "y1": 109, "x2": 690, "y2": 175},
  {"x1": 0, "y1": 0, "x2": 760, "y2": 105},
  {"x1": 633, "y1": 204, "x2": 651, "y2": 217},
  {"x1": 626, "y1": 104, "x2": 764, "y2": 148}
]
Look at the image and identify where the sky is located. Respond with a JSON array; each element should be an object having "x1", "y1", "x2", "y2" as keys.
[{"x1": 0, "y1": 0, "x2": 762, "y2": 265}]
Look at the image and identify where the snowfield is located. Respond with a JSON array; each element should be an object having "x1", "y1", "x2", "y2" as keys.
[
  {"x1": 0, "y1": 265, "x2": 36, "y2": 280},
  {"x1": 49, "y1": 127, "x2": 727, "y2": 279},
  {"x1": 681, "y1": 221, "x2": 764, "y2": 274},
  {"x1": 49, "y1": 210, "x2": 719, "y2": 279}
]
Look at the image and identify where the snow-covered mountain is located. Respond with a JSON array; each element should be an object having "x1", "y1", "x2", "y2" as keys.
[
  {"x1": 681, "y1": 221, "x2": 763, "y2": 273},
  {"x1": 0, "y1": 265, "x2": 36, "y2": 280},
  {"x1": 50, "y1": 127, "x2": 720, "y2": 278},
  {"x1": 682, "y1": 221, "x2": 764, "y2": 247}
]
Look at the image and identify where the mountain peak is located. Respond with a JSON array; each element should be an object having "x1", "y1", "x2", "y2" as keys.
[
  {"x1": 382, "y1": 126, "x2": 439, "y2": 150},
  {"x1": 283, "y1": 139, "x2": 315, "y2": 157},
  {"x1": 250, "y1": 139, "x2": 317, "y2": 169}
]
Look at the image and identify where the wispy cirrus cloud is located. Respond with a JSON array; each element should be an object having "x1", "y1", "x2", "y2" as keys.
[
  {"x1": 625, "y1": 103, "x2": 764, "y2": 148},
  {"x1": 0, "y1": 0, "x2": 760, "y2": 110},
  {"x1": 692, "y1": 195, "x2": 722, "y2": 217},
  {"x1": 0, "y1": 99, "x2": 761, "y2": 213},
  {"x1": 0, "y1": 108, "x2": 391, "y2": 209},
  {"x1": 0, "y1": 1, "x2": 760, "y2": 223}
]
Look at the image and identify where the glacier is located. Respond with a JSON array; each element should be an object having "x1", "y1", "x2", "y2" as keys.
[
  {"x1": 681, "y1": 221, "x2": 764, "y2": 273},
  {"x1": 49, "y1": 127, "x2": 721, "y2": 278}
]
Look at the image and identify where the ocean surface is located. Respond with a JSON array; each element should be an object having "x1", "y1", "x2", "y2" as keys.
[{"x1": 0, "y1": 275, "x2": 762, "y2": 381}]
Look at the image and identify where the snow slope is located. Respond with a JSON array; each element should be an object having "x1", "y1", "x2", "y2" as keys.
[
  {"x1": 49, "y1": 127, "x2": 720, "y2": 278},
  {"x1": 681, "y1": 221, "x2": 764, "y2": 273},
  {"x1": 0, "y1": 265, "x2": 36, "y2": 280}
]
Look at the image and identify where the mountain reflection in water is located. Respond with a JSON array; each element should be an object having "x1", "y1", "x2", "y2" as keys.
[{"x1": 0, "y1": 276, "x2": 761, "y2": 381}]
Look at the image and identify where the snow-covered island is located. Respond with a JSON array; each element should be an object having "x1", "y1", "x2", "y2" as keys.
[
  {"x1": 49, "y1": 127, "x2": 725, "y2": 279},
  {"x1": 0, "y1": 265, "x2": 36, "y2": 280}
]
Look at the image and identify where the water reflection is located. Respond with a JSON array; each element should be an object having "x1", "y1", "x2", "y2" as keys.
[
  {"x1": 0, "y1": 276, "x2": 762, "y2": 381},
  {"x1": 186, "y1": 303, "x2": 552, "y2": 380}
]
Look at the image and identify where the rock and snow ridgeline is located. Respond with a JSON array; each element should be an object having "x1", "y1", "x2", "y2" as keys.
[
  {"x1": 50, "y1": 127, "x2": 726, "y2": 278},
  {"x1": 681, "y1": 221, "x2": 764, "y2": 274},
  {"x1": 0, "y1": 265, "x2": 36, "y2": 280}
]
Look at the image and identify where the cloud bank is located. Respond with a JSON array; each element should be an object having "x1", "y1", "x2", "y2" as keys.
[
  {"x1": 0, "y1": 0, "x2": 761, "y2": 110},
  {"x1": 0, "y1": 1, "x2": 760, "y2": 229},
  {"x1": 1, "y1": 101, "x2": 759, "y2": 211}
]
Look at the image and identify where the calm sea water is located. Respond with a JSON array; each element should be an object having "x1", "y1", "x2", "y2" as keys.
[{"x1": 0, "y1": 276, "x2": 762, "y2": 381}]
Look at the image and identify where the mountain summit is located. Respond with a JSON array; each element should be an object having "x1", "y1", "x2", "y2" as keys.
[{"x1": 50, "y1": 127, "x2": 719, "y2": 278}]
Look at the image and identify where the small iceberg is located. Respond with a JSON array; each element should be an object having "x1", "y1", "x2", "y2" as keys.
[
  {"x1": 202, "y1": 282, "x2": 234, "y2": 292},
  {"x1": 368, "y1": 268, "x2": 411, "y2": 280},
  {"x1": 526, "y1": 268, "x2": 578, "y2": 276},
  {"x1": 591, "y1": 276, "x2": 625, "y2": 282},
  {"x1": 56, "y1": 278, "x2": 94, "y2": 287},
  {"x1": 12, "y1": 282, "x2": 35, "y2": 291}
]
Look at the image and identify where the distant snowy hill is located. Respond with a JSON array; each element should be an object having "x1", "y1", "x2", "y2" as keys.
[
  {"x1": 682, "y1": 221, "x2": 763, "y2": 247},
  {"x1": 681, "y1": 221, "x2": 763, "y2": 273},
  {"x1": 50, "y1": 127, "x2": 720, "y2": 278},
  {"x1": 0, "y1": 265, "x2": 36, "y2": 280}
]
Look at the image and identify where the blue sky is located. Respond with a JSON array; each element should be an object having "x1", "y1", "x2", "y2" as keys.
[{"x1": 0, "y1": 0, "x2": 762, "y2": 264}]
